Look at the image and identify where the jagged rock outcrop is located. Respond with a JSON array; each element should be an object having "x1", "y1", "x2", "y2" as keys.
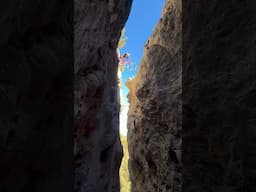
[
  {"x1": 127, "y1": 0, "x2": 181, "y2": 192},
  {"x1": 74, "y1": 0, "x2": 132, "y2": 192},
  {"x1": 0, "y1": 1, "x2": 73, "y2": 191}
]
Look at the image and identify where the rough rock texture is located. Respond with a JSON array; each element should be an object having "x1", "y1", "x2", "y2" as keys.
[
  {"x1": 0, "y1": 1, "x2": 73, "y2": 192},
  {"x1": 127, "y1": 0, "x2": 182, "y2": 191},
  {"x1": 183, "y1": 0, "x2": 256, "y2": 191},
  {"x1": 74, "y1": 0, "x2": 132, "y2": 191}
]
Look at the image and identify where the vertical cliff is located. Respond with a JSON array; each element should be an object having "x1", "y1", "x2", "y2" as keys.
[
  {"x1": 74, "y1": 0, "x2": 132, "y2": 191},
  {"x1": 127, "y1": 0, "x2": 182, "y2": 191},
  {"x1": 128, "y1": 0, "x2": 256, "y2": 192}
]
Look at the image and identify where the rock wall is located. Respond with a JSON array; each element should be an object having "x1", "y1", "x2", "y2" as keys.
[
  {"x1": 127, "y1": 0, "x2": 182, "y2": 192},
  {"x1": 128, "y1": 0, "x2": 256, "y2": 192},
  {"x1": 74, "y1": 0, "x2": 132, "y2": 192},
  {"x1": 0, "y1": 1, "x2": 73, "y2": 192},
  {"x1": 182, "y1": 0, "x2": 256, "y2": 191}
]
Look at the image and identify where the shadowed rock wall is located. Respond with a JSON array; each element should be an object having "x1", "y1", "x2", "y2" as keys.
[
  {"x1": 183, "y1": 0, "x2": 256, "y2": 191},
  {"x1": 74, "y1": 0, "x2": 132, "y2": 191},
  {"x1": 0, "y1": 0, "x2": 73, "y2": 191},
  {"x1": 127, "y1": 0, "x2": 182, "y2": 191}
]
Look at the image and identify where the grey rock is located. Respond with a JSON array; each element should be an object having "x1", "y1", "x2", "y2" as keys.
[{"x1": 74, "y1": 0, "x2": 132, "y2": 192}]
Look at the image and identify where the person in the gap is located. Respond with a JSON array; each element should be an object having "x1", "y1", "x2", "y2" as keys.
[{"x1": 119, "y1": 53, "x2": 131, "y2": 72}]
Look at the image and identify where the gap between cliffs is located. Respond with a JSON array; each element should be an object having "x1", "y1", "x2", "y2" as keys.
[
  {"x1": 75, "y1": 0, "x2": 256, "y2": 191},
  {"x1": 117, "y1": 1, "x2": 177, "y2": 192}
]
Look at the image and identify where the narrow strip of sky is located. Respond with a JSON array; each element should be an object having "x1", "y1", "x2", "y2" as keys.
[
  {"x1": 120, "y1": 0, "x2": 165, "y2": 104},
  {"x1": 119, "y1": 1, "x2": 165, "y2": 135}
]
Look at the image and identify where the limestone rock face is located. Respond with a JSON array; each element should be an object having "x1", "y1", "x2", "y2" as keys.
[
  {"x1": 74, "y1": 0, "x2": 132, "y2": 192},
  {"x1": 127, "y1": 1, "x2": 182, "y2": 192}
]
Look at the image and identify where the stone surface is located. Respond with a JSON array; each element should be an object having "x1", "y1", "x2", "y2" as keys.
[
  {"x1": 127, "y1": 0, "x2": 182, "y2": 191},
  {"x1": 182, "y1": 0, "x2": 256, "y2": 191},
  {"x1": 1, "y1": 0, "x2": 255, "y2": 191},
  {"x1": 74, "y1": 0, "x2": 132, "y2": 192},
  {"x1": 128, "y1": 0, "x2": 256, "y2": 191},
  {"x1": 0, "y1": 0, "x2": 73, "y2": 192}
]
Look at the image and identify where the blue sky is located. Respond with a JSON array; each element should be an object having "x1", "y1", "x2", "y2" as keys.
[
  {"x1": 119, "y1": 0, "x2": 165, "y2": 135},
  {"x1": 119, "y1": 0, "x2": 165, "y2": 106}
]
